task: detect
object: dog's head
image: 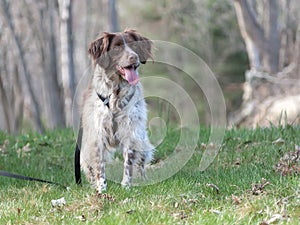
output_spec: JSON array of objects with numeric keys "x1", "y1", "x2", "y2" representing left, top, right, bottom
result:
[{"x1": 88, "y1": 29, "x2": 153, "y2": 85}]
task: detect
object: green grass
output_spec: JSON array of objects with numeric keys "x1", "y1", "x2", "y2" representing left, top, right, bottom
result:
[{"x1": 0, "y1": 126, "x2": 299, "y2": 224}]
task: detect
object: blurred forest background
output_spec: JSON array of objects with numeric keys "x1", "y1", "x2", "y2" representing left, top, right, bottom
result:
[{"x1": 0, "y1": 0, "x2": 299, "y2": 133}]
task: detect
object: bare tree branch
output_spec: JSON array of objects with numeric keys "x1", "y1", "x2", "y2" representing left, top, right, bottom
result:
[
  {"x1": 233, "y1": 0, "x2": 281, "y2": 73},
  {"x1": 0, "y1": 0, "x2": 44, "y2": 133},
  {"x1": 234, "y1": 0, "x2": 268, "y2": 53}
]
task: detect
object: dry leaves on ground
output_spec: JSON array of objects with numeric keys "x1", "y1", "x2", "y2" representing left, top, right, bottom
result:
[
  {"x1": 251, "y1": 178, "x2": 271, "y2": 195},
  {"x1": 274, "y1": 145, "x2": 300, "y2": 176}
]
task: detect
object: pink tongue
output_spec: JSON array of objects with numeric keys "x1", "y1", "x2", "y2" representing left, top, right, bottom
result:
[{"x1": 124, "y1": 67, "x2": 139, "y2": 85}]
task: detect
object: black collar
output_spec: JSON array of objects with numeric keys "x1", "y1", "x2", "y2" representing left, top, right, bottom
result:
[{"x1": 97, "y1": 92, "x2": 110, "y2": 108}]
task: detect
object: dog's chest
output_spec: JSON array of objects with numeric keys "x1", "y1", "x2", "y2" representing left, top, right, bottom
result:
[{"x1": 94, "y1": 99, "x2": 132, "y2": 147}]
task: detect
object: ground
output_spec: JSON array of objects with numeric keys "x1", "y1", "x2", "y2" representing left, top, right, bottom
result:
[{"x1": 0, "y1": 126, "x2": 299, "y2": 224}]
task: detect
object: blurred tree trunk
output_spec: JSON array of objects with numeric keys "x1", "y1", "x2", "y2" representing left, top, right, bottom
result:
[
  {"x1": 39, "y1": 0, "x2": 65, "y2": 128},
  {"x1": 58, "y1": 0, "x2": 75, "y2": 127},
  {"x1": 0, "y1": 0, "x2": 44, "y2": 133},
  {"x1": 231, "y1": 0, "x2": 300, "y2": 127},
  {"x1": 0, "y1": 39, "x2": 11, "y2": 132},
  {"x1": 108, "y1": 0, "x2": 119, "y2": 32},
  {"x1": 0, "y1": 45, "x2": 24, "y2": 134},
  {"x1": 233, "y1": 0, "x2": 280, "y2": 74},
  {"x1": 11, "y1": 65, "x2": 24, "y2": 133},
  {"x1": 0, "y1": 76, "x2": 23, "y2": 134},
  {"x1": 23, "y1": 0, "x2": 65, "y2": 129},
  {"x1": 0, "y1": 73, "x2": 11, "y2": 132}
]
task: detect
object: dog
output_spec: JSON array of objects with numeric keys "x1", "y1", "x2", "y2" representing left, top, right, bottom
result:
[{"x1": 75, "y1": 29, "x2": 154, "y2": 193}]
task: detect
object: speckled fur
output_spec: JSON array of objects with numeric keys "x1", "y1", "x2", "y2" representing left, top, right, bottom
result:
[{"x1": 79, "y1": 30, "x2": 154, "y2": 193}]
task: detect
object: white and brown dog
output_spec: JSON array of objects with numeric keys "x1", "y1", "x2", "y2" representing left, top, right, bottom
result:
[{"x1": 75, "y1": 30, "x2": 154, "y2": 193}]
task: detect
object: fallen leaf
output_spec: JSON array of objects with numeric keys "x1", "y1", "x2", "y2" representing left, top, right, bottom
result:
[
  {"x1": 121, "y1": 198, "x2": 130, "y2": 204},
  {"x1": 200, "y1": 143, "x2": 207, "y2": 148},
  {"x1": 17, "y1": 143, "x2": 31, "y2": 158},
  {"x1": 274, "y1": 145, "x2": 300, "y2": 176},
  {"x1": 75, "y1": 215, "x2": 86, "y2": 221},
  {"x1": 234, "y1": 158, "x2": 241, "y2": 166},
  {"x1": 251, "y1": 178, "x2": 271, "y2": 195},
  {"x1": 149, "y1": 201, "x2": 155, "y2": 207},
  {"x1": 22, "y1": 143, "x2": 31, "y2": 153},
  {"x1": 174, "y1": 202, "x2": 179, "y2": 208},
  {"x1": 188, "y1": 198, "x2": 198, "y2": 204},
  {"x1": 126, "y1": 209, "x2": 136, "y2": 214},
  {"x1": 211, "y1": 209, "x2": 221, "y2": 215},
  {"x1": 206, "y1": 183, "x2": 220, "y2": 194},
  {"x1": 232, "y1": 195, "x2": 242, "y2": 205},
  {"x1": 172, "y1": 211, "x2": 188, "y2": 220},
  {"x1": 272, "y1": 138, "x2": 285, "y2": 144},
  {"x1": 0, "y1": 140, "x2": 9, "y2": 154},
  {"x1": 97, "y1": 193, "x2": 115, "y2": 202},
  {"x1": 266, "y1": 214, "x2": 283, "y2": 224},
  {"x1": 51, "y1": 197, "x2": 66, "y2": 207}
]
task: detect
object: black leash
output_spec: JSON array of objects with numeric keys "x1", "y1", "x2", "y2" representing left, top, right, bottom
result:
[
  {"x1": 1, "y1": 125, "x2": 83, "y2": 187},
  {"x1": 0, "y1": 170, "x2": 67, "y2": 189},
  {"x1": 1, "y1": 121, "x2": 89, "y2": 188},
  {"x1": 75, "y1": 127, "x2": 82, "y2": 185}
]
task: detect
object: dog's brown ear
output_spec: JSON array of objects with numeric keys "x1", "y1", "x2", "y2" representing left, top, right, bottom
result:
[
  {"x1": 88, "y1": 32, "x2": 114, "y2": 66},
  {"x1": 125, "y1": 30, "x2": 153, "y2": 64}
]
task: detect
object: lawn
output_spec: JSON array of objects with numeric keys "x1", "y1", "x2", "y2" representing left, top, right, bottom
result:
[{"x1": 0, "y1": 126, "x2": 299, "y2": 224}]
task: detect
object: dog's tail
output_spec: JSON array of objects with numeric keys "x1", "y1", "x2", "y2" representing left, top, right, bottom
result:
[{"x1": 75, "y1": 126, "x2": 83, "y2": 185}]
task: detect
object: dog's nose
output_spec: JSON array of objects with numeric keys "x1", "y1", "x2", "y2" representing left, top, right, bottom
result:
[{"x1": 129, "y1": 53, "x2": 138, "y2": 63}]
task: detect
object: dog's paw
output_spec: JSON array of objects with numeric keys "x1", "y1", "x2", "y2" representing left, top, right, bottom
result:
[
  {"x1": 121, "y1": 179, "x2": 131, "y2": 189},
  {"x1": 121, "y1": 183, "x2": 131, "y2": 190},
  {"x1": 96, "y1": 178, "x2": 107, "y2": 193},
  {"x1": 96, "y1": 186, "x2": 107, "y2": 194}
]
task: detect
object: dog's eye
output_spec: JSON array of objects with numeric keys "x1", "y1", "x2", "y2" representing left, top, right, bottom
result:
[{"x1": 113, "y1": 43, "x2": 123, "y2": 51}]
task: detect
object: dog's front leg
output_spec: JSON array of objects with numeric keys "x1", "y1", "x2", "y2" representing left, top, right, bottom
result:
[
  {"x1": 138, "y1": 157, "x2": 147, "y2": 180},
  {"x1": 95, "y1": 147, "x2": 107, "y2": 193},
  {"x1": 121, "y1": 149, "x2": 135, "y2": 188},
  {"x1": 96, "y1": 163, "x2": 106, "y2": 193}
]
